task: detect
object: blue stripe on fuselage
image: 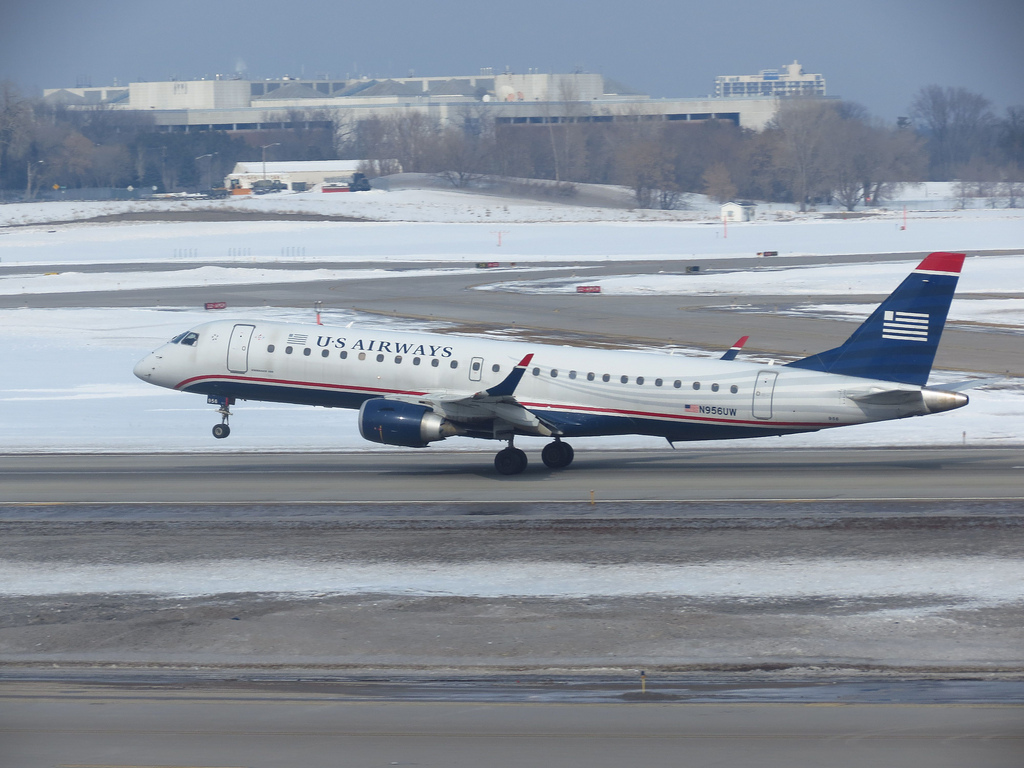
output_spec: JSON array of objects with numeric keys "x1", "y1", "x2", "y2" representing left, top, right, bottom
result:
[{"x1": 183, "y1": 378, "x2": 810, "y2": 443}]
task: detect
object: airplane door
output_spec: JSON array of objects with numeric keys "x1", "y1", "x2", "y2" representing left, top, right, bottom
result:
[
  {"x1": 469, "y1": 356, "x2": 484, "y2": 382},
  {"x1": 227, "y1": 324, "x2": 255, "y2": 374},
  {"x1": 752, "y1": 371, "x2": 778, "y2": 419}
]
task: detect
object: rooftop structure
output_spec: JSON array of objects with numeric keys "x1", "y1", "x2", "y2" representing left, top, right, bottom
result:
[
  {"x1": 43, "y1": 70, "x2": 785, "y2": 133},
  {"x1": 714, "y1": 60, "x2": 825, "y2": 99}
]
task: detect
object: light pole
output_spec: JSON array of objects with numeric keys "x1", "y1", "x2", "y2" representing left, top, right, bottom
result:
[
  {"x1": 195, "y1": 153, "x2": 212, "y2": 192},
  {"x1": 260, "y1": 142, "x2": 280, "y2": 180}
]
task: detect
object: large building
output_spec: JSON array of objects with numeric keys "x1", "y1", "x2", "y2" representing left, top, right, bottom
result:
[
  {"x1": 44, "y1": 70, "x2": 785, "y2": 133},
  {"x1": 714, "y1": 60, "x2": 825, "y2": 99}
]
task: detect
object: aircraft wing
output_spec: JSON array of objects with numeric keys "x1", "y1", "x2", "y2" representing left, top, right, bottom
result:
[{"x1": 385, "y1": 354, "x2": 555, "y2": 435}]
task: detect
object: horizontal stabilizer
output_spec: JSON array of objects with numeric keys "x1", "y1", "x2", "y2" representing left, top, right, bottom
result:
[{"x1": 936, "y1": 376, "x2": 1003, "y2": 392}]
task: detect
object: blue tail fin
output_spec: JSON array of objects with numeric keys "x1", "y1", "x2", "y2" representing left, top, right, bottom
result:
[{"x1": 787, "y1": 252, "x2": 965, "y2": 386}]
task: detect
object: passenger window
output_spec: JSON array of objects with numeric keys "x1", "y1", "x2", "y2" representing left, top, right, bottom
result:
[
  {"x1": 551, "y1": 369, "x2": 558, "y2": 378},
  {"x1": 450, "y1": 360, "x2": 458, "y2": 369},
  {"x1": 569, "y1": 371, "x2": 577, "y2": 379},
  {"x1": 285, "y1": 346, "x2": 293, "y2": 354},
  {"x1": 492, "y1": 364, "x2": 501, "y2": 373},
  {"x1": 730, "y1": 385, "x2": 739, "y2": 394},
  {"x1": 673, "y1": 380, "x2": 681, "y2": 388},
  {"x1": 395, "y1": 355, "x2": 403, "y2": 364},
  {"x1": 472, "y1": 361, "x2": 481, "y2": 371},
  {"x1": 359, "y1": 352, "x2": 366, "y2": 361},
  {"x1": 637, "y1": 376, "x2": 644, "y2": 385},
  {"x1": 267, "y1": 344, "x2": 275, "y2": 353},
  {"x1": 711, "y1": 383, "x2": 719, "y2": 392},
  {"x1": 655, "y1": 378, "x2": 663, "y2": 387},
  {"x1": 376, "y1": 354, "x2": 385, "y2": 362},
  {"x1": 321, "y1": 349, "x2": 330, "y2": 358},
  {"x1": 413, "y1": 357, "x2": 421, "y2": 365},
  {"x1": 340, "y1": 351, "x2": 348, "y2": 359},
  {"x1": 587, "y1": 372, "x2": 595, "y2": 381},
  {"x1": 602, "y1": 374, "x2": 610, "y2": 382},
  {"x1": 303, "y1": 348, "x2": 311, "y2": 356},
  {"x1": 532, "y1": 367, "x2": 540, "y2": 376},
  {"x1": 620, "y1": 375, "x2": 628, "y2": 384},
  {"x1": 693, "y1": 382, "x2": 701, "y2": 390},
  {"x1": 431, "y1": 359, "x2": 439, "y2": 367}
]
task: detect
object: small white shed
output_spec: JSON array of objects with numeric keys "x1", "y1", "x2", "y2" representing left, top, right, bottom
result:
[{"x1": 721, "y1": 201, "x2": 757, "y2": 221}]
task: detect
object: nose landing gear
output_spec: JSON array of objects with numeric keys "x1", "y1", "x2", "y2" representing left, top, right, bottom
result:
[{"x1": 208, "y1": 396, "x2": 235, "y2": 439}]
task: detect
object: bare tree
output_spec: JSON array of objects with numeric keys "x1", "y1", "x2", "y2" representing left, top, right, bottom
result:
[
  {"x1": 0, "y1": 81, "x2": 32, "y2": 188},
  {"x1": 769, "y1": 99, "x2": 841, "y2": 211},
  {"x1": 911, "y1": 85, "x2": 995, "y2": 179},
  {"x1": 91, "y1": 143, "x2": 134, "y2": 187},
  {"x1": 435, "y1": 126, "x2": 485, "y2": 188},
  {"x1": 614, "y1": 122, "x2": 678, "y2": 209},
  {"x1": 702, "y1": 161, "x2": 737, "y2": 203}
]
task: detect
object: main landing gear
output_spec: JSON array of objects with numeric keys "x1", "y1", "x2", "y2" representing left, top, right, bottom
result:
[
  {"x1": 541, "y1": 438, "x2": 574, "y2": 469},
  {"x1": 494, "y1": 439, "x2": 575, "y2": 475},
  {"x1": 209, "y1": 396, "x2": 235, "y2": 439}
]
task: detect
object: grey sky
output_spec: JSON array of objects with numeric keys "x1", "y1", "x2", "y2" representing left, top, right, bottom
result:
[{"x1": 2, "y1": 0, "x2": 1022, "y2": 121}]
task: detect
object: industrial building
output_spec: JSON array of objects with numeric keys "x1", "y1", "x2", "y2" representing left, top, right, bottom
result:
[{"x1": 44, "y1": 70, "x2": 785, "y2": 133}]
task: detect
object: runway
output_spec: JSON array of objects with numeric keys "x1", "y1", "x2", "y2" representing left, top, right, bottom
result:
[
  {"x1": 1, "y1": 447, "x2": 1022, "y2": 505},
  {"x1": 1, "y1": 680, "x2": 1022, "y2": 768}
]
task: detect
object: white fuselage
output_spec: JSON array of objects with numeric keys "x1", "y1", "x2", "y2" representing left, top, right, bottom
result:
[{"x1": 134, "y1": 318, "x2": 961, "y2": 443}]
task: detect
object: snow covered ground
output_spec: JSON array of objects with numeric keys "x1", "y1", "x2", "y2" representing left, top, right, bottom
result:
[
  {"x1": 1, "y1": 556, "x2": 1020, "y2": 603},
  {"x1": 0, "y1": 188, "x2": 1021, "y2": 453}
]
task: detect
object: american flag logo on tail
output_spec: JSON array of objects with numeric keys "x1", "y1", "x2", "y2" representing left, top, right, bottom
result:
[{"x1": 882, "y1": 310, "x2": 928, "y2": 342}]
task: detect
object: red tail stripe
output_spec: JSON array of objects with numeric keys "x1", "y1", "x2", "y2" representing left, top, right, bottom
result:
[{"x1": 916, "y1": 252, "x2": 965, "y2": 274}]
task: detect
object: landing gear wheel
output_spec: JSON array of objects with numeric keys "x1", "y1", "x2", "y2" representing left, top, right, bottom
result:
[
  {"x1": 541, "y1": 440, "x2": 574, "y2": 469},
  {"x1": 494, "y1": 447, "x2": 528, "y2": 475},
  {"x1": 212, "y1": 423, "x2": 231, "y2": 439}
]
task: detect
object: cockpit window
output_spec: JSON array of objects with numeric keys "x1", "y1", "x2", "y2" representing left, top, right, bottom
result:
[{"x1": 171, "y1": 331, "x2": 200, "y2": 346}]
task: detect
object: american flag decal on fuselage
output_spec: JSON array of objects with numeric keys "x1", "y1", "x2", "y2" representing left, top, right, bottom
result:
[{"x1": 882, "y1": 310, "x2": 928, "y2": 342}]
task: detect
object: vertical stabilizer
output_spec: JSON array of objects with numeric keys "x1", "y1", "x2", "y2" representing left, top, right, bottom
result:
[{"x1": 787, "y1": 252, "x2": 965, "y2": 385}]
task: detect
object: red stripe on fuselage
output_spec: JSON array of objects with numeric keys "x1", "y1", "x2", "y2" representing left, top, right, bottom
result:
[{"x1": 176, "y1": 373, "x2": 835, "y2": 430}]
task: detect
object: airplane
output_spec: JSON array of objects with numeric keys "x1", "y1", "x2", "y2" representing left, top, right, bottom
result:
[{"x1": 134, "y1": 251, "x2": 970, "y2": 475}]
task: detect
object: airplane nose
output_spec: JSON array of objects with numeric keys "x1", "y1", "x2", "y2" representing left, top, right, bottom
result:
[{"x1": 134, "y1": 354, "x2": 156, "y2": 381}]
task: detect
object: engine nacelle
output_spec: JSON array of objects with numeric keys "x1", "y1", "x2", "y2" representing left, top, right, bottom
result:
[{"x1": 358, "y1": 398, "x2": 455, "y2": 448}]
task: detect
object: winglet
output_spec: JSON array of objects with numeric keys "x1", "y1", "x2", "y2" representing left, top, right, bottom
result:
[
  {"x1": 720, "y1": 335, "x2": 750, "y2": 361},
  {"x1": 482, "y1": 354, "x2": 534, "y2": 398}
]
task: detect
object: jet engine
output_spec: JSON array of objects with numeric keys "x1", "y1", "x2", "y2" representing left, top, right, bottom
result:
[{"x1": 358, "y1": 398, "x2": 456, "y2": 448}]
